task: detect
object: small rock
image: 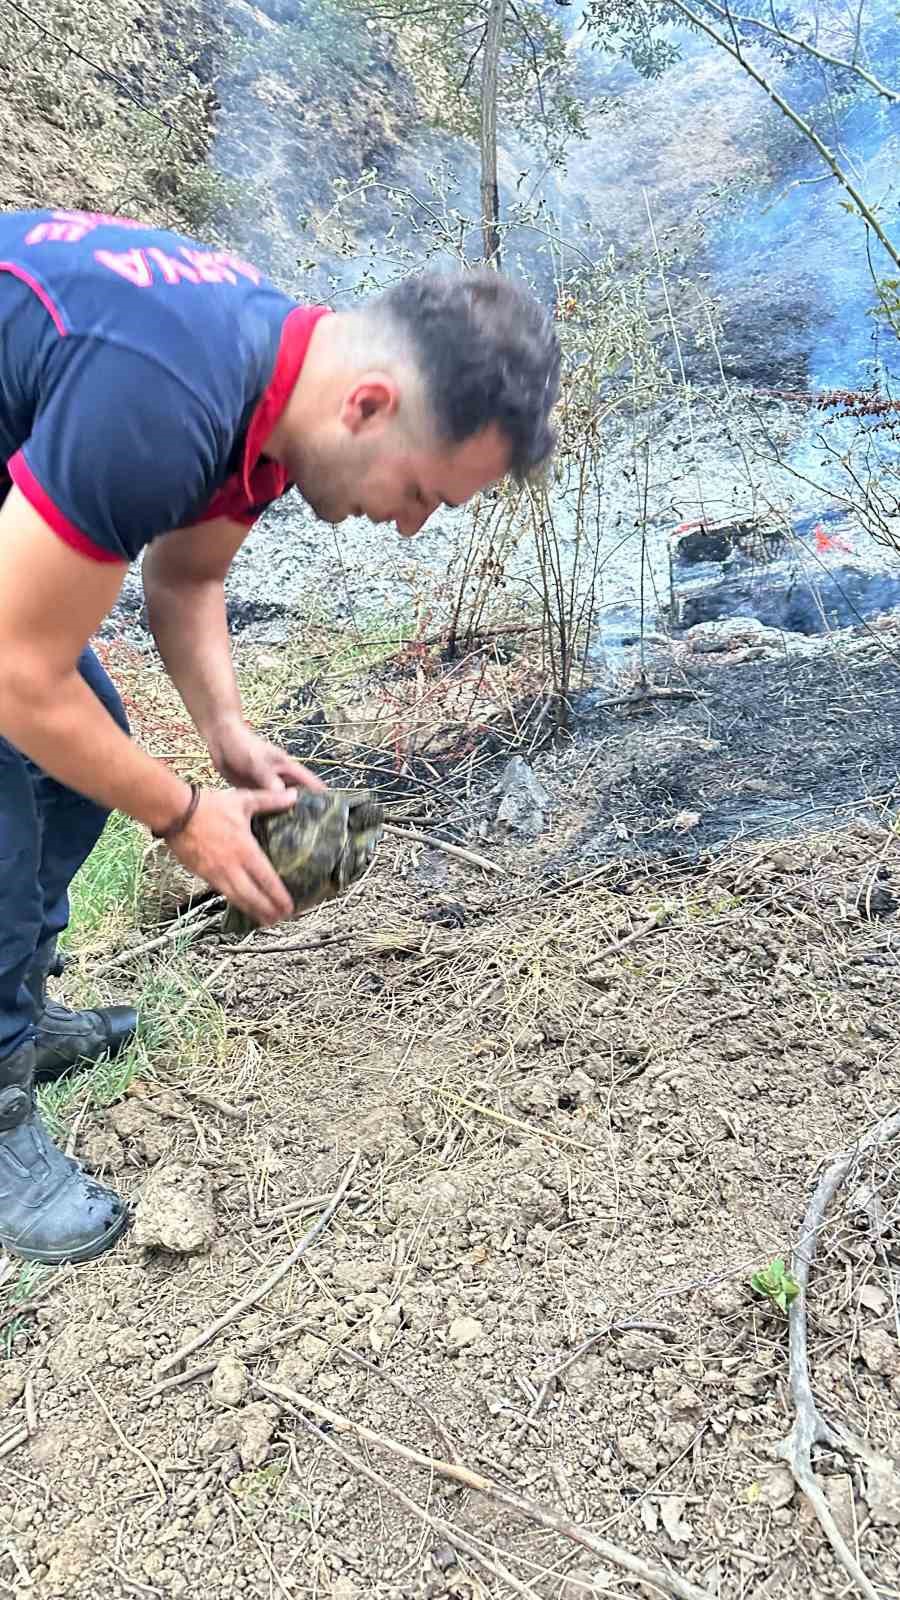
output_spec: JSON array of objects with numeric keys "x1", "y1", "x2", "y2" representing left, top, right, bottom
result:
[
  {"x1": 106, "y1": 1328, "x2": 147, "y2": 1368},
  {"x1": 859, "y1": 1327, "x2": 900, "y2": 1378},
  {"x1": 617, "y1": 1332, "x2": 668, "y2": 1372},
  {"x1": 859, "y1": 1284, "x2": 891, "y2": 1316},
  {"x1": 495, "y1": 756, "x2": 549, "y2": 837},
  {"x1": 562, "y1": 1355, "x2": 604, "y2": 1397},
  {"x1": 446, "y1": 1315, "x2": 483, "y2": 1350},
  {"x1": 756, "y1": 1464, "x2": 795, "y2": 1510},
  {"x1": 43, "y1": 1514, "x2": 99, "y2": 1592},
  {"x1": 235, "y1": 1402, "x2": 280, "y2": 1469},
  {"x1": 617, "y1": 1433, "x2": 659, "y2": 1475},
  {"x1": 865, "y1": 1461, "x2": 900, "y2": 1527},
  {"x1": 331, "y1": 1260, "x2": 388, "y2": 1295},
  {"x1": 672, "y1": 808, "x2": 701, "y2": 834},
  {"x1": 79, "y1": 1121, "x2": 127, "y2": 1173},
  {"x1": 0, "y1": 1365, "x2": 25, "y2": 1409},
  {"x1": 330, "y1": 1581, "x2": 361, "y2": 1600},
  {"x1": 823, "y1": 1474, "x2": 857, "y2": 1542},
  {"x1": 559, "y1": 1068, "x2": 595, "y2": 1107},
  {"x1": 133, "y1": 1163, "x2": 217, "y2": 1254},
  {"x1": 211, "y1": 1355, "x2": 249, "y2": 1408}
]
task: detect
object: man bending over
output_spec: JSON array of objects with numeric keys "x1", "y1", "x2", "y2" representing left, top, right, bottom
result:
[{"x1": 0, "y1": 207, "x2": 560, "y2": 1266}]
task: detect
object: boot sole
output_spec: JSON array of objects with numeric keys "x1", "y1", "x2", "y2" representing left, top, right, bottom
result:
[{"x1": 4, "y1": 1204, "x2": 131, "y2": 1266}]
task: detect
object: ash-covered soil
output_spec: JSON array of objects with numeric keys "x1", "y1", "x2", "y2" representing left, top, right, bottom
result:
[
  {"x1": 2, "y1": 629, "x2": 899, "y2": 1600},
  {"x1": 106, "y1": 389, "x2": 834, "y2": 647}
]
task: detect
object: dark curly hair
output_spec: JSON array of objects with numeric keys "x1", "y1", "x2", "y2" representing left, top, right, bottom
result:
[{"x1": 371, "y1": 268, "x2": 560, "y2": 481}]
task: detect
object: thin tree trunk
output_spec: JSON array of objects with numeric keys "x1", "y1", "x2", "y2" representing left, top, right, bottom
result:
[{"x1": 480, "y1": 0, "x2": 506, "y2": 268}]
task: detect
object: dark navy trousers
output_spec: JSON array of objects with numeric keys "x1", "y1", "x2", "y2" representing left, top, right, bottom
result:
[{"x1": 0, "y1": 646, "x2": 128, "y2": 1060}]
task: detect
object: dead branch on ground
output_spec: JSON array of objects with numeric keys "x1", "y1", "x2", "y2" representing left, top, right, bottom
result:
[
  {"x1": 259, "y1": 1378, "x2": 715, "y2": 1600},
  {"x1": 777, "y1": 1107, "x2": 900, "y2": 1600}
]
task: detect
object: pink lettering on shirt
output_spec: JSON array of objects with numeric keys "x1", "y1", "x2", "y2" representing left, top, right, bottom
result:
[
  {"x1": 178, "y1": 248, "x2": 238, "y2": 285},
  {"x1": 94, "y1": 248, "x2": 154, "y2": 288},
  {"x1": 25, "y1": 221, "x2": 92, "y2": 245},
  {"x1": 147, "y1": 247, "x2": 201, "y2": 285}
]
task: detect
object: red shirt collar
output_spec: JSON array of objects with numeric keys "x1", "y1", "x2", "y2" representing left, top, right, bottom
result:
[{"x1": 241, "y1": 305, "x2": 331, "y2": 501}]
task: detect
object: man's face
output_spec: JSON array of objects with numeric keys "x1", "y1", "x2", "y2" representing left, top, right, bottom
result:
[{"x1": 289, "y1": 378, "x2": 512, "y2": 537}]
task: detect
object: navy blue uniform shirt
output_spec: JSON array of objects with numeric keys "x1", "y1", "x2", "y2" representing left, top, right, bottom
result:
[{"x1": 0, "y1": 208, "x2": 328, "y2": 563}]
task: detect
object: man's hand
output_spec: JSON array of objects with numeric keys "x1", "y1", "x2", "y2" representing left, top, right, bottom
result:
[
  {"x1": 209, "y1": 717, "x2": 327, "y2": 796},
  {"x1": 168, "y1": 788, "x2": 301, "y2": 926}
]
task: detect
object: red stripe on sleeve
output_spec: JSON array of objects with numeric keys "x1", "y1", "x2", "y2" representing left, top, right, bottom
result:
[
  {"x1": 7, "y1": 452, "x2": 126, "y2": 565},
  {"x1": 0, "y1": 262, "x2": 68, "y2": 337}
]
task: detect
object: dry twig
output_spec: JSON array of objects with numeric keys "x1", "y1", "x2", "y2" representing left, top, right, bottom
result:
[
  {"x1": 259, "y1": 1379, "x2": 713, "y2": 1600},
  {"x1": 777, "y1": 1107, "x2": 900, "y2": 1600},
  {"x1": 84, "y1": 1372, "x2": 167, "y2": 1504},
  {"x1": 0, "y1": 1425, "x2": 29, "y2": 1463},
  {"x1": 155, "y1": 1152, "x2": 360, "y2": 1376},
  {"x1": 275, "y1": 1386, "x2": 543, "y2": 1599},
  {"x1": 384, "y1": 822, "x2": 506, "y2": 875},
  {"x1": 23, "y1": 1377, "x2": 37, "y2": 1438},
  {"x1": 583, "y1": 905, "x2": 673, "y2": 973},
  {"x1": 91, "y1": 906, "x2": 221, "y2": 975},
  {"x1": 219, "y1": 933, "x2": 348, "y2": 960}
]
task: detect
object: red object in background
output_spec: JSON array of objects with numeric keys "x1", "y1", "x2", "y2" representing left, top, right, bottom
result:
[{"x1": 813, "y1": 523, "x2": 853, "y2": 555}]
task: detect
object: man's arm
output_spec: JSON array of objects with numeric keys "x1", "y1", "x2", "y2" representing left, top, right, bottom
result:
[
  {"x1": 0, "y1": 488, "x2": 296, "y2": 925},
  {"x1": 142, "y1": 517, "x2": 325, "y2": 792},
  {"x1": 142, "y1": 517, "x2": 249, "y2": 751}
]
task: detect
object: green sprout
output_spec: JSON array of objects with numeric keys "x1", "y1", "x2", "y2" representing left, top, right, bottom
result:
[{"x1": 750, "y1": 1258, "x2": 800, "y2": 1315}]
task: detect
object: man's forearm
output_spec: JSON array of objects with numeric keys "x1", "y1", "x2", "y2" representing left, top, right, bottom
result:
[
  {"x1": 0, "y1": 666, "x2": 190, "y2": 833},
  {"x1": 144, "y1": 576, "x2": 244, "y2": 744}
]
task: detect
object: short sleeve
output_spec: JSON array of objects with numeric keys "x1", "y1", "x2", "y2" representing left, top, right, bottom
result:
[{"x1": 7, "y1": 336, "x2": 225, "y2": 563}]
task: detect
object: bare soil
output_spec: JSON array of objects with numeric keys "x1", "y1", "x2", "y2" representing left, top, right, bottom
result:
[{"x1": 1, "y1": 636, "x2": 899, "y2": 1600}]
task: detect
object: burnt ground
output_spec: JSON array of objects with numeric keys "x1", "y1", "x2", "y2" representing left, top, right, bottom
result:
[
  {"x1": 1, "y1": 627, "x2": 899, "y2": 1600},
  {"x1": 574, "y1": 627, "x2": 900, "y2": 865}
]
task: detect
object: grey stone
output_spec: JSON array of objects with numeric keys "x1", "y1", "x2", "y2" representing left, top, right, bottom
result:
[
  {"x1": 211, "y1": 1356, "x2": 249, "y2": 1408},
  {"x1": 133, "y1": 1163, "x2": 217, "y2": 1255},
  {"x1": 495, "y1": 757, "x2": 549, "y2": 837}
]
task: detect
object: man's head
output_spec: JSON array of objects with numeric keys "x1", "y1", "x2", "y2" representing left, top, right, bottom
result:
[{"x1": 273, "y1": 268, "x2": 561, "y2": 537}]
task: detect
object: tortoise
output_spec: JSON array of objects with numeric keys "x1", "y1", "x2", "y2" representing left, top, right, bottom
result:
[{"x1": 222, "y1": 788, "x2": 384, "y2": 935}]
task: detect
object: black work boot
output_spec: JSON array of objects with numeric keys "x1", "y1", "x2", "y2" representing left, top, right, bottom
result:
[
  {"x1": 26, "y1": 938, "x2": 137, "y2": 1084},
  {"x1": 0, "y1": 1041, "x2": 128, "y2": 1263}
]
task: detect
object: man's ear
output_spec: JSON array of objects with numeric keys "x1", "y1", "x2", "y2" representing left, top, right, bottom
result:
[{"x1": 339, "y1": 373, "x2": 400, "y2": 435}]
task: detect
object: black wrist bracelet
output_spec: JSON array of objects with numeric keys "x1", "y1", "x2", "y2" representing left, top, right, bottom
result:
[{"x1": 152, "y1": 783, "x2": 201, "y2": 842}]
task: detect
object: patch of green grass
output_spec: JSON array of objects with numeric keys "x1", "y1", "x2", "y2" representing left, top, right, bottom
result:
[
  {"x1": 1, "y1": 1260, "x2": 53, "y2": 1356},
  {"x1": 36, "y1": 1042, "x2": 143, "y2": 1141},
  {"x1": 136, "y1": 962, "x2": 229, "y2": 1060},
  {"x1": 62, "y1": 811, "x2": 145, "y2": 952}
]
